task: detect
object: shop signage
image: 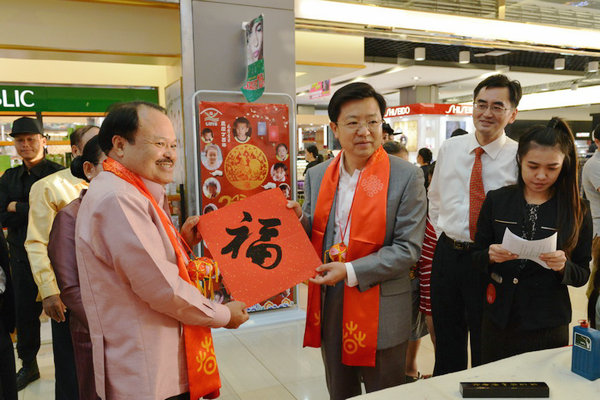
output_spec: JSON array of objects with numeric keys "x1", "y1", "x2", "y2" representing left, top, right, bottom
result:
[
  {"x1": 384, "y1": 103, "x2": 473, "y2": 118},
  {"x1": 309, "y1": 79, "x2": 331, "y2": 99},
  {"x1": 0, "y1": 84, "x2": 158, "y2": 113}
]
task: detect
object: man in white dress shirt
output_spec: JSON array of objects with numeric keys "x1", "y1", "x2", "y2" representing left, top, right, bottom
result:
[{"x1": 428, "y1": 74, "x2": 522, "y2": 375}]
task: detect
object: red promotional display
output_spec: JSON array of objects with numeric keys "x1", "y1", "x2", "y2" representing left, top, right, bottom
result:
[
  {"x1": 198, "y1": 189, "x2": 320, "y2": 307},
  {"x1": 198, "y1": 101, "x2": 296, "y2": 310}
]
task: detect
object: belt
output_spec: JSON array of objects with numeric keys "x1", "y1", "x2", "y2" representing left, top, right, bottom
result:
[{"x1": 441, "y1": 233, "x2": 473, "y2": 251}]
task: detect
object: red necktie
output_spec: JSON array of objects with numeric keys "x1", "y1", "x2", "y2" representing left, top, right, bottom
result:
[{"x1": 469, "y1": 147, "x2": 485, "y2": 241}]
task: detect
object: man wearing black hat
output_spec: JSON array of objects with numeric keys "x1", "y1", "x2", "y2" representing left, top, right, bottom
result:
[{"x1": 0, "y1": 117, "x2": 63, "y2": 391}]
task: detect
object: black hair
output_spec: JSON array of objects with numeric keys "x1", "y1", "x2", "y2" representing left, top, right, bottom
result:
[
  {"x1": 328, "y1": 82, "x2": 386, "y2": 123},
  {"x1": 592, "y1": 124, "x2": 600, "y2": 142},
  {"x1": 276, "y1": 143, "x2": 288, "y2": 152},
  {"x1": 382, "y1": 141, "x2": 407, "y2": 157},
  {"x1": 418, "y1": 148, "x2": 433, "y2": 164},
  {"x1": 70, "y1": 125, "x2": 98, "y2": 148},
  {"x1": 273, "y1": 162, "x2": 287, "y2": 171},
  {"x1": 305, "y1": 144, "x2": 323, "y2": 162},
  {"x1": 98, "y1": 101, "x2": 165, "y2": 154},
  {"x1": 382, "y1": 122, "x2": 394, "y2": 136},
  {"x1": 517, "y1": 117, "x2": 585, "y2": 256},
  {"x1": 233, "y1": 117, "x2": 252, "y2": 138},
  {"x1": 202, "y1": 128, "x2": 213, "y2": 137},
  {"x1": 451, "y1": 128, "x2": 468, "y2": 137},
  {"x1": 473, "y1": 74, "x2": 523, "y2": 108},
  {"x1": 70, "y1": 136, "x2": 103, "y2": 182}
]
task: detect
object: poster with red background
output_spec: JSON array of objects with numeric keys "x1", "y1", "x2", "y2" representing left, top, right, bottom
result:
[{"x1": 198, "y1": 101, "x2": 294, "y2": 311}]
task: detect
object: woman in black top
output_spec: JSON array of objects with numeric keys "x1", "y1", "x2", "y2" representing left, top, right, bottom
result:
[
  {"x1": 303, "y1": 144, "x2": 323, "y2": 176},
  {"x1": 473, "y1": 117, "x2": 592, "y2": 363}
]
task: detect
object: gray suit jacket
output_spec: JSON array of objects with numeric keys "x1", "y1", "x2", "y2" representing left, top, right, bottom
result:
[{"x1": 302, "y1": 154, "x2": 427, "y2": 348}]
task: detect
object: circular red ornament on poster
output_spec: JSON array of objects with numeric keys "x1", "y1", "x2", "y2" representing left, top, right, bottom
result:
[{"x1": 486, "y1": 283, "x2": 496, "y2": 304}]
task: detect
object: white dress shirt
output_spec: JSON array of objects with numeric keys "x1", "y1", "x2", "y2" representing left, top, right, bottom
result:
[
  {"x1": 428, "y1": 132, "x2": 518, "y2": 242},
  {"x1": 334, "y1": 153, "x2": 360, "y2": 287}
]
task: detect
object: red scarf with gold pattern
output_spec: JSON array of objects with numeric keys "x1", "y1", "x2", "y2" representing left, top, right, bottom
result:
[
  {"x1": 103, "y1": 157, "x2": 221, "y2": 399},
  {"x1": 303, "y1": 146, "x2": 389, "y2": 366}
]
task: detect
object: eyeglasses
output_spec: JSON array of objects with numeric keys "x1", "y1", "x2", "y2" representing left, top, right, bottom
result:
[
  {"x1": 473, "y1": 103, "x2": 511, "y2": 114},
  {"x1": 143, "y1": 139, "x2": 178, "y2": 151},
  {"x1": 337, "y1": 120, "x2": 383, "y2": 133}
]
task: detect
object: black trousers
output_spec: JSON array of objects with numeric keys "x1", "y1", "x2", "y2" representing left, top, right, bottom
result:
[
  {"x1": 321, "y1": 282, "x2": 407, "y2": 400},
  {"x1": 9, "y1": 256, "x2": 42, "y2": 365},
  {"x1": 431, "y1": 234, "x2": 485, "y2": 376},
  {"x1": 52, "y1": 312, "x2": 79, "y2": 400},
  {"x1": 0, "y1": 319, "x2": 17, "y2": 400},
  {"x1": 481, "y1": 315, "x2": 569, "y2": 364}
]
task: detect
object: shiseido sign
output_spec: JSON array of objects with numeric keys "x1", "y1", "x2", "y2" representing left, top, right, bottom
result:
[{"x1": 384, "y1": 103, "x2": 473, "y2": 117}]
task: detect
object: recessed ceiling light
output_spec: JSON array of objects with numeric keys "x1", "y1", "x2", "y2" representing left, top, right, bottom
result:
[
  {"x1": 413, "y1": 76, "x2": 421, "y2": 81},
  {"x1": 295, "y1": 71, "x2": 307, "y2": 77},
  {"x1": 414, "y1": 47, "x2": 426, "y2": 61}
]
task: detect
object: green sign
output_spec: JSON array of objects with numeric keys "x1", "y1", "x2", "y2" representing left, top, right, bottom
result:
[{"x1": 0, "y1": 84, "x2": 159, "y2": 113}]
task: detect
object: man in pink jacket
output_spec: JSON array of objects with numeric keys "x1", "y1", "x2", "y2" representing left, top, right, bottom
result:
[{"x1": 75, "y1": 102, "x2": 248, "y2": 400}]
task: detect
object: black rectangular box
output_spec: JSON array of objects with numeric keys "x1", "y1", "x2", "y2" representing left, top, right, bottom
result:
[{"x1": 460, "y1": 382, "x2": 549, "y2": 398}]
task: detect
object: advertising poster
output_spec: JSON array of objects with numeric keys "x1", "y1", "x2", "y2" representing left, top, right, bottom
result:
[
  {"x1": 198, "y1": 189, "x2": 320, "y2": 307},
  {"x1": 241, "y1": 14, "x2": 265, "y2": 102},
  {"x1": 198, "y1": 101, "x2": 295, "y2": 311}
]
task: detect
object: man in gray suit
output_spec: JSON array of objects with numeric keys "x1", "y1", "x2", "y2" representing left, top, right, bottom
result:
[{"x1": 289, "y1": 82, "x2": 426, "y2": 399}]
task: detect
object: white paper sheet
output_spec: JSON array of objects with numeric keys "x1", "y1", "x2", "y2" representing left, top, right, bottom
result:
[{"x1": 500, "y1": 228, "x2": 557, "y2": 269}]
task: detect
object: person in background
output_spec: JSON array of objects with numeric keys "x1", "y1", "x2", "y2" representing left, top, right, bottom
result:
[
  {"x1": 0, "y1": 227, "x2": 17, "y2": 400},
  {"x1": 473, "y1": 117, "x2": 592, "y2": 363},
  {"x1": 417, "y1": 148, "x2": 433, "y2": 189},
  {"x1": 26, "y1": 125, "x2": 98, "y2": 400},
  {"x1": 428, "y1": 74, "x2": 521, "y2": 375},
  {"x1": 75, "y1": 102, "x2": 248, "y2": 400},
  {"x1": 0, "y1": 117, "x2": 64, "y2": 391},
  {"x1": 303, "y1": 144, "x2": 323, "y2": 176},
  {"x1": 47, "y1": 136, "x2": 105, "y2": 400},
  {"x1": 451, "y1": 128, "x2": 468, "y2": 138},
  {"x1": 382, "y1": 141, "x2": 408, "y2": 160},
  {"x1": 582, "y1": 124, "x2": 600, "y2": 315},
  {"x1": 382, "y1": 122, "x2": 395, "y2": 141},
  {"x1": 289, "y1": 82, "x2": 426, "y2": 399}
]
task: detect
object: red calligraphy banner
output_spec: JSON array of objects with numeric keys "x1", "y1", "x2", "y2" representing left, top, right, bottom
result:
[{"x1": 198, "y1": 189, "x2": 320, "y2": 307}]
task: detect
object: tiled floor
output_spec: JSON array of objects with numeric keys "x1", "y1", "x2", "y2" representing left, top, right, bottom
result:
[{"x1": 16, "y1": 284, "x2": 590, "y2": 399}]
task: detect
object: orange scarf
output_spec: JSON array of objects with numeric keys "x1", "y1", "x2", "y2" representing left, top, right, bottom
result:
[
  {"x1": 303, "y1": 147, "x2": 389, "y2": 367},
  {"x1": 103, "y1": 158, "x2": 221, "y2": 399}
]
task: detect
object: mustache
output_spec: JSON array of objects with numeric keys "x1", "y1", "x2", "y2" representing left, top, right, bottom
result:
[{"x1": 157, "y1": 158, "x2": 174, "y2": 164}]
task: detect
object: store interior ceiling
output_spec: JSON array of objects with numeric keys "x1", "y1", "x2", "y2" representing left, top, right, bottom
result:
[{"x1": 295, "y1": 39, "x2": 600, "y2": 122}]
